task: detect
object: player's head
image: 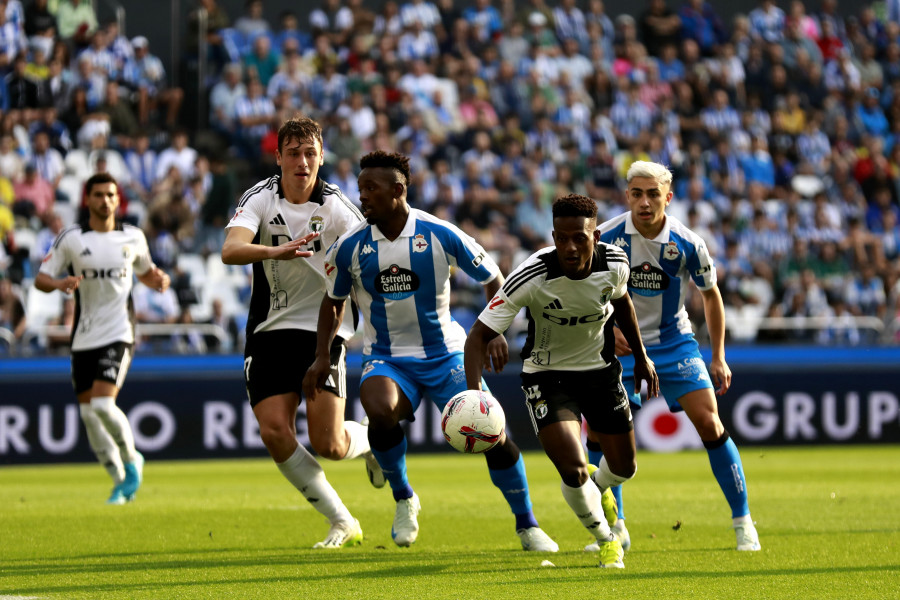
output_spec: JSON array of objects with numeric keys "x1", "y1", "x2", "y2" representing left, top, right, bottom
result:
[
  {"x1": 358, "y1": 151, "x2": 410, "y2": 224},
  {"x1": 551, "y1": 194, "x2": 600, "y2": 279},
  {"x1": 84, "y1": 172, "x2": 119, "y2": 220},
  {"x1": 625, "y1": 160, "x2": 673, "y2": 235},
  {"x1": 277, "y1": 116, "x2": 324, "y2": 189}
]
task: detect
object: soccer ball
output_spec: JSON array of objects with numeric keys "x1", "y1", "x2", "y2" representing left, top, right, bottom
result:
[{"x1": 441, "y1": 390, "x2": 505, "y2": 454}]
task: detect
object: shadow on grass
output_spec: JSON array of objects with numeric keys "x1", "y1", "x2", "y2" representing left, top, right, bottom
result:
[{"x1": 3, "y1": 560, "x2": 899, "y2": 596}]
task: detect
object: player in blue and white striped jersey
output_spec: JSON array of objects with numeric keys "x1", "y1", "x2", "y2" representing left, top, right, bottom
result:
[
  {"x1": 466, "y1": 195, "x2": 658, "y2": 568},
  {"x1": 588, "y1": 161, "x2": 760, "y2": 552},
  {"x1": 304, "y1": 151, "x2": 558, "y2": 552}
]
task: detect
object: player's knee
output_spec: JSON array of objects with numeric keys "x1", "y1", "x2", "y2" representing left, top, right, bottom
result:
[
  {"x1": 258, "y1": 421, "x2": 294, "y2": 450},
  {"x1": 360, "y1": 406, "x2": 395, "y2": 431},
  {"x1": 561, "y1": 464, "x2": 590, "y2": 488},
  {"x1": 695, "y1": 414, "x2": 725, "y2": 441},
  {"x1": 308, "y1": 431, "x2": 344, "y2": 461}
]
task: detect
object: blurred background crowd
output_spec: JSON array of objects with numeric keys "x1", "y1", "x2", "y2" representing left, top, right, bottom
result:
[{"x1": 1, "y1": 0, "x2": 900, "y2": 356}]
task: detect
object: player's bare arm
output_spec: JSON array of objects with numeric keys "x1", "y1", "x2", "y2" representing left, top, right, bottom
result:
[
  {"x1": 302, "y1": 295, "x2": 346, "y2": 402},
  {"x1": 221, "y1": 226, "x2": 319, "y2": 264},
  {"x1": 464, "y1": 318, "x2": 501, "y2": 390},
  {"x1": 35, "y1": 272, "x2": 84, "y2": 295},
  {"x1": 612, "y1": 326, "x2": 632, "y2": 357},
  {"x1": 700, "y1": 285, "x2": 732, "y2": 396},
  {"x1": 137, "y1": 266, "x2": 171, "y2": 293},
  {"x1": 481, "y1": 275, "x2": 508, "y2": 373},
  {"x1": 611, "y1": 293, "x2": 659, "y2": 398}
]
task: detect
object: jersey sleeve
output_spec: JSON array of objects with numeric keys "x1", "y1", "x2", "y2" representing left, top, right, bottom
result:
[
  {"x1": 605, "y1": 244, "x2": 630, "y2": 300},
  {"x1": 225, "y1": 193, "x2": 264, "y2": 234},
  {"x1": 130, "y1": 227, "x2": 154, "y2": 276},
  {"x1": 685, "y1": 236, "x2": 717, "y2": 291},
  {"x1": 476, "y1": 258, "x2": 537, "y2": 334},
  {"x1": 324, "y1": 236, "x2": 354, "y2": 300},
  {"x1": 435, "y1": 222, "x2": 499, "y2": 284},
  {"x1": 37, "y1": 228, "x2": 73, "y2": 277}
]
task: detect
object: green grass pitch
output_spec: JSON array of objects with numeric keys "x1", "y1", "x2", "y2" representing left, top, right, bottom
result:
[{"x1": 1, "y1": 446, "x2": 898, "y2": 599}]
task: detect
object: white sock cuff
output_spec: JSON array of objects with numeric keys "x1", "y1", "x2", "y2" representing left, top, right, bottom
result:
[
  {"x1": 90, "y1": 396, "x2": 116, "y2": 412},
  {"x1": 733, "y1": 514, "x2": 753, "y2": 527},
  {"x1": 79, "y1": 403, "x2": 94, "y2": 418},
  {"x1": 592, "y1": 456, "x2": 633, "y2": 491},
  {"x1": 342, "y1": 420, "x2": 370, "y2": 460},
  {"x1": 278, "y1": 444, "x2": 323, "y2": 484}
]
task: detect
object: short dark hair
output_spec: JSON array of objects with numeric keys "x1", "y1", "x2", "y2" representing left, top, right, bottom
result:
[
  {"x1": 552, "y1": 194, "x2": 597, "y2": 220},
  {"x1": 278, "y1": 116, "x2": 323, "y2": 153},
  {"x1": 360, "y1": 150, "x2": 411, "y2": 186},
  {"x1": 85, "y1": 172, "x2": 118, "y2": 196}
]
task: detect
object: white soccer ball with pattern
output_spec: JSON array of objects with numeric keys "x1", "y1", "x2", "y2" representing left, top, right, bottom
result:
[{"x1": 441, "y1": 390, "x2": 505, "y2": 453}]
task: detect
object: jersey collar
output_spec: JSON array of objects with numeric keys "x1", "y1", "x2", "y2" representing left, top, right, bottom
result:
[
  {"x1": 275, "y1": 176, "x2": 325, "y2": 205},
  {"x1": 625, "y1": 211, "x2": 671, "y2": 243},
  {"x1": 370, "y1": 208, "x2": 416, "y2": 241}
]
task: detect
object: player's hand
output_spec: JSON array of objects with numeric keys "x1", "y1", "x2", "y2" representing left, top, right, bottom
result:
[
  {"x1": 614, "y1": 327, "x2": 632, "y2": 356},
  {"x1": 485, "y1": 335, "x2": 509, "y2": 373},
  {"x1": 58, "y1": 274, "x2": 83, "y2": 295},
  {"x1": 633, "y1": 356, "x2": 659, "y2": 398},
  {"x1": 150, "y1": 266, "x2": 170, "y2": 292},
  {"x1": 302, "y1": 355, "x2": 331, "y2": 402},
  {"x1": 269, "y1": 231, "x2": 320, "y2": 260},
  {"x1": 709, "y1": 358, "x2": 732, "y2": 396}
]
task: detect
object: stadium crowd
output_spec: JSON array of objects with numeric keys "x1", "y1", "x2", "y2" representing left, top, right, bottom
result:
[{"x1": 2, "y1": 0, "x2": 900, "y2": 355}]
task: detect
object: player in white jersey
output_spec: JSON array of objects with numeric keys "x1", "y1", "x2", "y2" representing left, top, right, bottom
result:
[
  {"x1": 304, "y1": 151, "x2": 558, "y2": 551},
  {"x1": 34, "y1": 173, "x2": 170, "y2": 505},
  {"x1": 587, "y1": 161, "x2": 760, "y2": 552},
  {"x1": 222, "y1": 117, "x2": 379, "y2": 550},
  {"x1": 465, "y1": 195, "x2": 658, "y2": 568}
]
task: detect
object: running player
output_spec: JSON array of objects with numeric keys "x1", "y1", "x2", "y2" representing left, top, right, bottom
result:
[
  {"x1": 465, "y1": 194, "x2": 658, "y2": 568},
  {"x1": 304, "y1": 151, "x2": 558, "y2": 551},
  {"x1": 34, "y1": 173, "x2": 168, "y2": 504},
  {"x1": 588, "y1": 160, "x2": 760, "y2": 552},
  {"x1": 222, "y1": 116, "x2": 381, "y2": 549}
]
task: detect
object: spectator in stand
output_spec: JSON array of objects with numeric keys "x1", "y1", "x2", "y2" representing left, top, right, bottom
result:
[
  {"x1": 124, "y1": 36, "x2": 183, "y2": 130},
  {"x1": 310, "y1": 0, "x2": 354, "y2": 48},
  {"x1": 186, "y1": 0, "x2": 231, "y2": 77},
  {"x1": 273, "y1": 10, "x2": 311, "y2": 54},
  {"x1": 233, "y1": 77, "x2": 275, "y2": 161},
  {"x1": 234, "y1": 0, "x2": 270, "y2": 42},
  {"x1": 243, "y1": 34, "x2": 280, "y2": 88},
  {"x1": 13, "y1": 164, "x2": 53, "y2": 220},
  {"x1": 56, "y1": 0, "x2": 97, "y2": 48},
  {"x1": 124, "y1": 131, "x2": 157, "y2": 200},
  {"x1": 6, "y1": 54, "x2": 39, "y2": 110},
  {"x1": 154, "y1": 129, "x2": 197, "y2": 185},
  {"x1": 678, "y1": 0, "x2": 728, "y2": 57},
  {"x1": 640, "y1": 0, "x2": 682, "y2": 58},
  {"x1": 0, "y1": 273, "x2": 25, "y2": 347},
  {"x1": 748, "y1": 0, "x2": 785, "y2": 44},
  {"x1": 98, "y1": 80, "x2": 139, "y2": 145},
  {"x1": 30, "y1": 130, "x2": 64, "y2": 196}
]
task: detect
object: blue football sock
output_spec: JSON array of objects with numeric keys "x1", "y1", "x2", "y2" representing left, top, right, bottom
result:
[
  {"x1": 371, "y1": 436, "x2": 413, "y2": 501},
  {"x1": 587, "y1": 446, "x2": 625, "y2": 520},
  {"x1": 488, "y1": 454, "x2": 537, "y2": 530},
  {"x1": 705, "y1": 432, "x2": 750, "y2": 518}
]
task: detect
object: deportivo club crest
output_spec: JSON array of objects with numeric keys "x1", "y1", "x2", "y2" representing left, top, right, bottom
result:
[
  {"x1": 664, "y1": 242, "x2": 680, "y2": 260},
  {"x1": 412, "y1": 234, "x2": 428, "y2": 253},
  {"x1": 309, "y1": 216, "x2": 325, "y2": 233}
]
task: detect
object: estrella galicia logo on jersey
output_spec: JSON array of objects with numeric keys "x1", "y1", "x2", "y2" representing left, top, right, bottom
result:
[
  {"x1": 663, "y1": 242, "x2": 680, "y2": 261},
  {"x1": 412, "y1": 234, "x2": 428, "y2": 253},
  {"x1": 630, "y1": 262, "x2": 669, "y2": 296},
  {"x1": 375, "y1": 264, "x2": 419, "y2": 300},
  {"x1": 309, "y1": 215, "x2": 325, "y2": 233}
]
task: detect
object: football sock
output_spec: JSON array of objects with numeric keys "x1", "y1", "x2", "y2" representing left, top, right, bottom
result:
[
  {"x1": 370, "y1": 429, "x2": 412, "y2": 500},
  {"x1": 560, "y1": 479, "x2": 612, "y2": 540},
  {"x1": 704, "y1": 431, "x2": 750, "y2": 519},
  {"x1": 488, "y1": 455, "x2": 537, "y2": 530},
  {"x1": 90, "y1": 396, "x2": 137, "y2": 464},
  {"x1": 341, "y1": 420, "x2": 370, "y2": 460},
  {"x1": 591, "y1": 455, "x2": 633, "y2": 491},
  {"x1": 79, "y1": 403, "x2": 124, "y2": 484},
  {"x1": 277, "y1": 444, "x2": 353, "y2": 524},
  {"x1": 587, "y1": 444, "x2": 626, "y2": 520}
]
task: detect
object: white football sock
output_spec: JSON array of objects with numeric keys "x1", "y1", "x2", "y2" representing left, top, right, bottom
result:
[
  {"x1": 591, "y1": 456, "x2": 633, "y2": 492},
  {"x1": 561, "y1": 479, "x2": 612, "y2": 540},
  {"x1": 733, "y1": 514, "x2": 753, "y2": 527},
  {"x1": 341, "y1": 420, "x2": 370, "y2": 460},
  {"x1": 277, "y1": 444, "x2": 353, "y2": 525},
  {"x1": 79, "y1": 403, "x2": 125, "y2": 484},
  {"x1": 91, "y1": 396, "x2": 137, "y2": 464}
]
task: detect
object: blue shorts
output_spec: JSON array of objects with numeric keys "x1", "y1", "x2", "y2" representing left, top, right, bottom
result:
[
  {"x1": 618, "y1": 333, "x2": 713, "y2": 413},
  {"x1": 360, "y1": 352, "x2": 488, "y2": 419}
]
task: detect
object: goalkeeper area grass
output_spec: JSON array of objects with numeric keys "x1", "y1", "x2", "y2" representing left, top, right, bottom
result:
[{"x1": 1, "y1": 446, "x2": 898, "y2": 599}]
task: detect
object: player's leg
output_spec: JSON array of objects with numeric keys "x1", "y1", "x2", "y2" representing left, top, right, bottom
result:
[
  {"x1": 253, "y1": 392, "x2": 362, "y2": 548},
  {"x1": 360, "y1": 365, "x2": 420, "y2": 546},
  {"x1": 85, "y1": 343, "x2": 143, "y2": 500},
  {"x1": 73, "y1": 348, "x2": 125, "y2": 502},
  {"x1": 678, "y1": 388, "x2": 759, "y2": 550},
  {"x1": 585, "y1": 435, "x2": 629, "y2": 550},
  {"x1": 304, "y1": 338, "x2": 384, "y2": 488}
]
